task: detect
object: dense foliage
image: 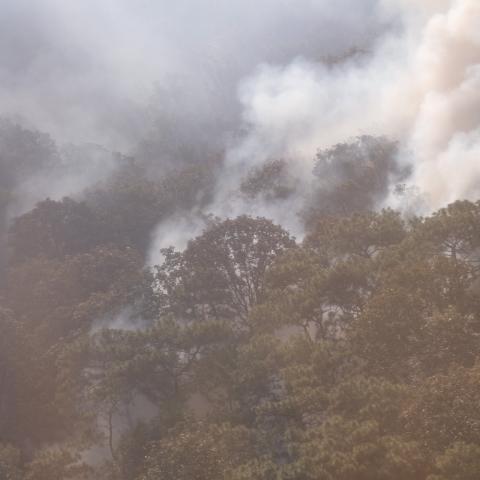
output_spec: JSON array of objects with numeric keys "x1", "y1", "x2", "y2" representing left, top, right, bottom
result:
[{"x1": 1, "y1": 125, "x2": 479, "y2": 479}]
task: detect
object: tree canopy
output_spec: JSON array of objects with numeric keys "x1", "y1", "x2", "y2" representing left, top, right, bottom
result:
[{"x1": 2, "y1": 150, "x2": 480, "y2": 479}]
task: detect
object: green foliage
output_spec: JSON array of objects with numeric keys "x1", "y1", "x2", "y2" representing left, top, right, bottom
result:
[
  {"x1": 404, "y1": 364, "x2": 480, "y2": 451},
  {"x1": 0, "y1": 119, "x2": 59, "y2": 190},
  {"x1": 0, "y1": 444, "x2": 22, "y2": 480},
  {"x1": 3, "y1": 198, "x2": 480, "y2": 480},
  {"x1": 307, "y1": 135, "x2": 407, "y2": 218},
  {"x1": 86, "y1": 162, "x2": 215, "y2": 254},
  {"x1": 240, "y1": 159, "x2": 297, "y2": 201},
  {"x1": 305, "y1": 208, "x2": 406, "y2": 259},
  {"x1": 428, "y1": 442, "x2": 480, "y2": 480},
  {"x1": 0, "y1": 309, "x2": 19, "y2": 443},
  {"x1": 9, "y1": 198, "x2": 105, "y2": 263},
  {"x1": 288, "y1": 417, "x2": 425, "y2": 480},
  {"x1": 24, "y1": 448, "x2": 90, "y2": 480},
  {"x1": 155, "y1": 216, "x2": 295, "y2": 328},
  {"x1": 139, "y1": 422, "x2": 258, "y2": 480}
]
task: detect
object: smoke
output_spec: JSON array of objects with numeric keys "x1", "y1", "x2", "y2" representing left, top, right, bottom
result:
[
  {"x1": 146, "y1": 0, "x2": 480, "y2": 257},
  {"x1": 0, "y1": 0, "x2": 387, "y2": 249},
  {"x1": 0, "y1": 0, "x2": 382, "y2": 151},
  {"x1": 147, "y1": 213, "x2": 209, "y2": 266},
  {"x1": 219, "y1": 0, "x2": 480, "y2": 217},
  {"x1": 405, "y1": 0, "x2": 480, "y2": 206},
  {"x1": 3, "y1": 0, "x2": 478, "y2": 468},
  {"x1": 1, "y1": 0, "x2": 478, "y2": 258},
  {"x1": 8, "y1": 143, "x2": 122, "y2": 218},
  {"x1": 91, "y1": 306, "x2": 147, "y2": 334}
]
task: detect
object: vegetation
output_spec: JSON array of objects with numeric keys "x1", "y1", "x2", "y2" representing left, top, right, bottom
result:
[{"x1": 1, "y1": 124, "x2": 479, "y2": 479}]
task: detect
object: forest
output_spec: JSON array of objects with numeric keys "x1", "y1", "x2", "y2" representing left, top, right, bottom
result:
[
  {"x1": 1, "y1": 0, "x2": 480, "y2": 478},
  {"x1": 1, "y1": 119, "x2": 480, "y2": 480}
]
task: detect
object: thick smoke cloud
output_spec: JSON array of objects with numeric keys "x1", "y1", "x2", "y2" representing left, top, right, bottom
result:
[
  {"x1": 0, "y1": 0, "x2": 382, "y2": 151},
  {"x1": 0, "y1": 0, "x2": 386, "y2": 262},
  {"x1": 404, "y1": 0, "x2": 480, "y2": 206},
  {"x1": 225, "y1": 0, "x2": 480, "y2": 214},
  {"x1": 2, "y1": 0, "x2": 478, "y2": 261}
]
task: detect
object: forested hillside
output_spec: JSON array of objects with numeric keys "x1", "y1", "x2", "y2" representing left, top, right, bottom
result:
[
  {"x1": 1, "y1": 0, "x2": 480, "y2": 478},
  {"x1": 2, "y1": 135, "x2": 480, "y2": 479}
]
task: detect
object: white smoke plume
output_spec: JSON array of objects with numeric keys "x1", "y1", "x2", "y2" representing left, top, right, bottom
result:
[
  {"x1": 220, "y1": 0, "x2": 480, "y2": 215},
  {"x1": 146, "y1": 0, "x2": 480, "y2": 257},
  {"x1": 0, "y1": 0, "x2": 478, "y2": 255},
  {"x1": 0, "y1": 0, "x2": 382, "y2": 151},
  {"x1": 0, "y1": 0, "x2": 385, "y2": 236},
  {"x1": 147, "y1": 213, "x2": 209, "y2": 266},
  {"x1": 404, "y1": 0, "x2": 480, "y2": 206}
]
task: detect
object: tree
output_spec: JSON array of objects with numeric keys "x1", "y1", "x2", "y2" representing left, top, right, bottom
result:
[
  {"x1": 139, "y1": 422, "x2": 258, "y2": 480},
  {"x1": 240, "y1": 159, "x2": 297, "y2": 201},
  {"x1": 9, "y1": 197, "x2": 105, "y2": 263},
  {"x1": 194, "y1": 334, "x2": 285, "y2": 425},
  {"x1": 404, "y1": 364, "x2": 480, "y2": 452},
  {"x1": 0, "y1": 119, "x2": 59, "y2": 191},
  {"x1": 307, "y1": 135, "x2": 407, "y2": 218},
  {"x1": 155, "y1": 216, "x2": 295, "y2": 329},
  {"x1": 84, "y1": 318, "x2": 228, "y2": 462},
  {"x1": 7, "y1": 245, "x2": 147, "y2": 340},
  {"x1": 428, "y1": 442, "x2": 480, "y2": 480},
  {"x1": 0, "y1": 119, "x2": 60, "y2": 283},
  {"x1": 412, "y1": 200, "x2": 480, "y2": 263},
  {"x1": 304, "y1": 209, "x2": 406, "y2": 260},
  {"x1": 0, "y1": 308, "x2": 18, "y2": 443},
  {"x1": 288, "y1": 416, "x2": 425, "y2": 480},
  {"x1": 0, "y1": 443, "x2": 22, "y2": 480},
  {"x1": 24, "y1": 448, "x2": 91, "y2": 480},
  {"x1": 86, "y1": 162, "x2": 215, "y2": 255}
]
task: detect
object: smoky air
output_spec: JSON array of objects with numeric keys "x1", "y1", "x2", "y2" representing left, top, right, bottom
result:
[{"x1": 1, "y1": 1, "x2": 479, "y2": 479}]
